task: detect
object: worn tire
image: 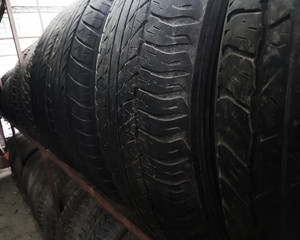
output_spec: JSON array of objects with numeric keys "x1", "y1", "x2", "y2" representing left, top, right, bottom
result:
[
  {"x1": 16, "y1": 42, "x2": 44, "y2": 143},
  {"x1": 95, "y1": 0, "x2": 228, "y2": 239},
  {"x1": 21, "y1": 151, "x2": 42, "y2": 195},
  {"x1": 47, "y1": 0, "x2": 119, "y2": 200},
  {"x1": 215, "y1": 1, "x2": 300, "y2": 239},
  {"x1": 5, "y1": 65, "x2": 23, "y2": 125},
  {"x1": 10, "y1": 135, "x2": 38, "y2": 185},
  {"x1": 2, "y1": 46, "x2": 37, "y2": 129},
  {"x1": 0, "y1": 69, "x2": 12, "y2": 115},
  {"x1": 26, "y1": 157, "x2": 67, "y2": 230},
  {"x1": 56, "y1": 188, "x2": 132, "y2": 240},
  {"x1": 30, "y1": 4, "x2": 76, "y2": 156},
  {"x1": 41, "y1": 179, "x2": 78, "y2": 240}
]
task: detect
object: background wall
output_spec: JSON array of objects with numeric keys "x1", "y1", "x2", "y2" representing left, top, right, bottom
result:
[{"x1": 0, "y1": 0, "x2": 77, "y2": 76}]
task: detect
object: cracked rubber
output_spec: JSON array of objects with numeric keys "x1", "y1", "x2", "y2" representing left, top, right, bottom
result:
[
  {"x1": 46, "y1": 0, "x2": 119, "y2": 200},
  {"x1": 215, "y1": 0, "x2": 300, "y2": 239},
  {"x1": 95, "y1": 0, "x2": 229, "y2": 239},
  {"x1": 56, "y1": 188, "x2": 134, "y2": 240}
]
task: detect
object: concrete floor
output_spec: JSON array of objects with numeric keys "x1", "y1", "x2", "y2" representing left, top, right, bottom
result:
[{"x1": 0, "y1": 168, "x2": 42, "y2": 240}]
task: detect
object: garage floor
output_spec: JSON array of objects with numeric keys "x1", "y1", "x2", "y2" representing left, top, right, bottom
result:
[{"x1": 0, "y1": 168, "x2": 42, "y2": 240}]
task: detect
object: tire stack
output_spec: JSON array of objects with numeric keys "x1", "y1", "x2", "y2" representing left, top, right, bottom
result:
[
  {"x1": 0, "y1": 0, "x2": 300, "y2": 239},
  {"x1": 8, "y1": 134, "x2": 135, "y2": 240}
]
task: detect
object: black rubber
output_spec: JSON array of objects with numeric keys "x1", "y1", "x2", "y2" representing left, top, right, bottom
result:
[
  {"x1": 9, "y1": 143, "x2": 21, "y2": 177},
  {"x1": 55, "y1": 188, "x2": 89, "y2": 240},
  {"x1": 5, "y1": 133, "x2": 21, "y2": 154},
  {"x1": 16, "y1": 42, "x2": 44, "y2": 143},
  {"x1": 26, "y1": 157, "x2": 44, "y2": 220},
  {"x1": 46, "y1": 0, "x2": 119, "y2": 200},
  {"x1": 0, "y1": 78, "x2": 12, "y2": 120},
  {"x1": 0, "y1": 69, "x2": 13, "y2": 85},
  {"x1": 30, "y1": 5, "x2": 76, "y2": 157},
  {"x1": 0, "y1": 69, "x2": 12, "y2": 114},
  {"x1": 42, "y1": 179, "x2": 78, "y2": 240},
  {"x1": 95, "y1": 0, "x2": 228, "y2": 239},
  {"x1": 1, "y1": 45, "x2": 36, "y2": 129},
  {"x1": 56, "y1": 188, "x2": 131, "y2": 240},
  {"x1": 21, "y1": 151, "x2": 42, "y2": 195},
  {"x1": 26, "y1": 157, "x2": 67, "y2": 230},
  {"x1": 215, "y1": 1, "x2": 300, "y2": 240},
  {"x1": 9, "y1": 135, "x2": 38, "y2": 185},
  {"x1": 4, "y1": 65, "x2": 23, "y2": 125}
]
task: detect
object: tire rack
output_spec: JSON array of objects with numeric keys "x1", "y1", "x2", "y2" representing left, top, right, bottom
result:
[
  {"x1": 15, "y1": 129, "x2": 152, "y2": 240},
  {"x1": 1, "y1": 2, "x2": 151, "y2": 239}
]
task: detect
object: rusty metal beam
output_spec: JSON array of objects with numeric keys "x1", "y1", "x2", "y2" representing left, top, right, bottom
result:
[
  {"x1": 5, "y1": 0, "x2": 23, "y2": 65},
  {"x1": 35, "y1": 0, "x2": 44, "y2": 32},
  {"x1": 42, "y1": 154, "x2": 61, "y2": 217},
  {"x1": 18, "y1": 133, "x2": 152, "y2": 240}
]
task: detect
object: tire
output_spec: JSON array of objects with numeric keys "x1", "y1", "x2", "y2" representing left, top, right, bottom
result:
[
  {"x1": 95, "y1": 0, "x2": 228, "y2": 239},
  {"x1": 9, "y1": 143, "x2": 22, "y2": 177},
  {"x1": 0, "y1": 69, "x2": 13, "y2": 85},
  {"x1": 0, "y1": 69, "x2": 12, "y2": 114},
  {"x1": 41, "y1": 179, "x2": 78, "y2": 240},
  {"x1": 55, "y1": 188, "x2": 89, "y2": 240},
  {"x1": 1, "y1": 45, "x2": 36, "y2": 128},
  {"x1": 46, "y1": 0, "x2": 119, "y2": 200},
  {"x1": 0, "y1": 79, "x2": 10, "y2": 118},
  {"x1": 215, "y1": 1, "x2": 300, "y2": 239},
  {"x1": 5, "y1": 133, "x2": 21, "y2": 154},
  {"x1": 30, "y1": 4, "x2": 76, "y2": 156},
  {"x1": 21, "y1": 151, "x2": 42, "y2": 195},
  {"x1": 10, "y1": 135, "x2": 38, "y2": 185},
  {"x1": 27, "y1": 157, "x2": 67, "y2": 230},
  {"x1": 5, "y1": 65, "x2": 23, "y2": 125},
  {"x1": 56, "y1": 188, "x2": 132, "y2": 240},
  {"x1": 17, "y1": 42, "x2": 44, "y2": 143}
]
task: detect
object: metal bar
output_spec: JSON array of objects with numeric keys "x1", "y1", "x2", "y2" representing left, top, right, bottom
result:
[
  {"x1": 21, "y1": 134, "x2": 151, "y2": 240},
  {"x1": 0, "y1": 36, "x2": 40, "y2": 40},
  {"x1": 35, "y1": 0, "x2": 44, "y2": 32},
  {"x1": 5, "y1": 0, "x2": 23, "y2": 65},
  {"x1": 0, "y1": 54, "x2": 18, "y2": 57},
  {"x1": 0, "y1": 119, "x2": 6, "y2": 149},
  {"x1": 42, "y1": 153, "x2": 61, "y2": 217}
]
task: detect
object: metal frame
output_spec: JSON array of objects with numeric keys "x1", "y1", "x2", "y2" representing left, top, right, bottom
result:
[
  {"x1": 4, "y1": 0, "x2": 23, "y2": 65},
  {"x1": 35, "y1": 0, "x2": 44, "y2": 32},
  {"x1": 0, "y1": 3, "x2": 152, "y2": 239},
  {"x1": 0, "y1": 0, "x2": 46, "y2": 67}
]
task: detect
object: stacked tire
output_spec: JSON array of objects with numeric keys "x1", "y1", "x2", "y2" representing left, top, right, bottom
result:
[
  {"x1": 8, "y1": 134, "x2": 135, "y2": 240},
  {"x1": 0, "y1": 0, "x2": 300, "y2": 239}
]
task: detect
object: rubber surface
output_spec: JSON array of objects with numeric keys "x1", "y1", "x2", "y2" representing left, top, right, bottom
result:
[
  {"x1": 215, "y1": 1, "x2": 300, "y2": 239},
  {"x1": 9, "y1": 135, "x2": 38, "y2": 185},
  {"x1": 17, "y1": 42, "x2": 44, "y2": 143},
  {"x1": 26, "y1": 158, "x2": 67, "y2": 230},
  {"x1": 30, "y1": 4, "x2": 76, "y2": 157},
  {"x1": 21, "y1": 151, "x2": 43, "y2": 195},
  {"x1": 56, "y1": 188, "x2": 132, "y2": 240},
  {"x1": 42, "y1": 179, "x2": 78, "y2": 240},
  {"x1": 95, "y1": 0, "x2": 227, "y2": 239},
  {"x1": 46, "y1": 0, "x2": 119, "y2": 200}
]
